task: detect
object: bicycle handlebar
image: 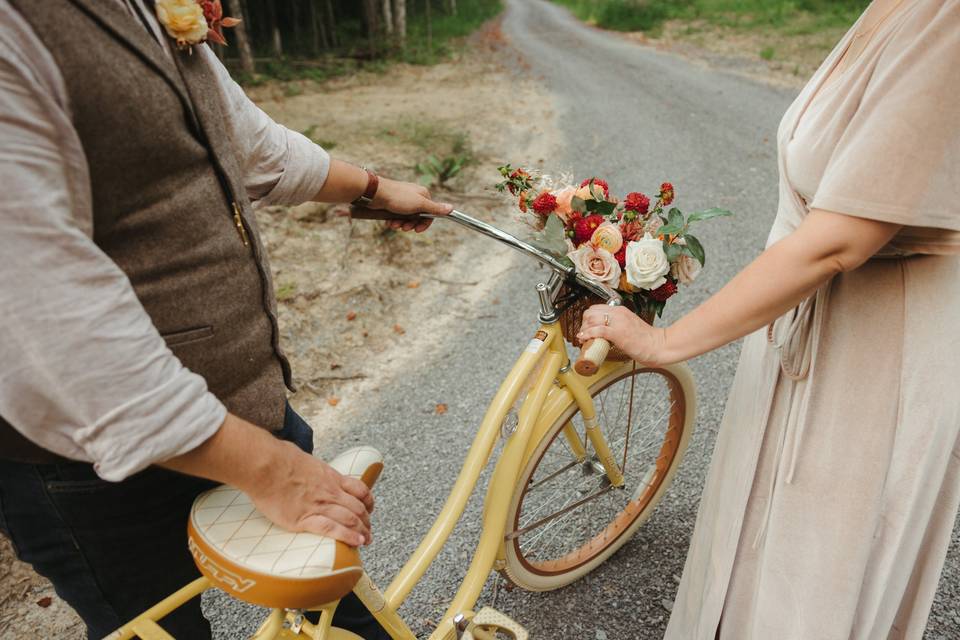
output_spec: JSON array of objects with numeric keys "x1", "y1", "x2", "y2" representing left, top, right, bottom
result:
[{"x1": 351, "y1": 207, "x2": 622, "y2": 374}]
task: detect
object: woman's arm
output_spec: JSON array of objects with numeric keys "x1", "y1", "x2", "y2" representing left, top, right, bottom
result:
[{"x1": 578, "y1": 209, "x2": 903, "y2": 365}]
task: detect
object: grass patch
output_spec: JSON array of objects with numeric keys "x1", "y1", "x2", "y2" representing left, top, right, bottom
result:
[
  {"x1": 552, "y1": 0, "x2": 868, "y2": 34},
  {"x1": 759, "y1": 45, "x2": 775, "y2": 60}
]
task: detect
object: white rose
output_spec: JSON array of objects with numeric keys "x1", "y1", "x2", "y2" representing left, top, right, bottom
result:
[
  {"x1": 625, "y1": 233, "x2": 670, "y2": 290},
  {"x1": 671, "y1": 239, "x2": 702, "y2": 285},
  {"x1": 568, "y1": 244, "x2": 621, "y2": 287}
]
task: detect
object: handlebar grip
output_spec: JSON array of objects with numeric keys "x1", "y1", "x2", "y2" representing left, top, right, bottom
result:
[
  {"x1": 350, "y1": 206, "x2": 429, "y2": 224},
  {"x1": 574, "y1": 338, "x2": 611, "y2": 376}
]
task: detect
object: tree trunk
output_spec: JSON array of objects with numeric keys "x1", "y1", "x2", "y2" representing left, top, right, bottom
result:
[
  {"x1": 309, "y1": 0, "x2": 324, "y2": 54},
  {"x1": 382, "y1": 0, "x2": 394, "y2": 35},
  {"x1": 362, "y1": 0, "x2": 379, "y2": 56},
  {"x1": 266, "y1": 0, "x2": 283, "y2": 58},
  {"x1": 292, "y1": 0, "x2": 303, "y2": 53},
  {"x1": 324, "y1": 0, "x2": 338, "y2": 47},
  {"x1": 425, "y1": 0, "x2": 432, "y2": 52},
  {"x1": 224, "y1": 0, "x2": 255, "y2": 74},
  {"x1": 447, "y1": 0, "x2": 457, "y2": 15},
  {"x1": 392, "y1": 0, "x2": 406, "y2": 48}
]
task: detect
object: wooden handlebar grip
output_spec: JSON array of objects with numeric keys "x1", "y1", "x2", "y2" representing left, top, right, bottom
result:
[
  {"x1": 350, "y1": 207, "x2": 429, "y2": 223},
  {"x1": 574, "y1": 338, "x2": 611, "y2": 376}
]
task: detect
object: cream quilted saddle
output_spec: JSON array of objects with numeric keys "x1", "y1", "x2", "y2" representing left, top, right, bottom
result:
[{"x1": 187, "y1": 446, "x2": 383, "y2": 609}]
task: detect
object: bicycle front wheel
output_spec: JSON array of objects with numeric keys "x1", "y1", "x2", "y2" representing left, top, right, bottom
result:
[{"x1": 501, "y1": 362, "x2": 696, "y2": 591}]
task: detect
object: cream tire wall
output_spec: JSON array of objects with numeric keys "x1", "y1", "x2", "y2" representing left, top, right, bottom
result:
[{"x1": 500, "y1": 361, "x2": 697, "y2": 592}]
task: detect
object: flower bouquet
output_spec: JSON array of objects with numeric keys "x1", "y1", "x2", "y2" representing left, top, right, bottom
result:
[{"x1": 495, "y1": 166, "x2": 731, "y2": 351}]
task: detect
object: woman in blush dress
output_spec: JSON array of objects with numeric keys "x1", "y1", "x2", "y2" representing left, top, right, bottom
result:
[{"x1": 577, "y1": 1, "x2": 960, "y2": 638}]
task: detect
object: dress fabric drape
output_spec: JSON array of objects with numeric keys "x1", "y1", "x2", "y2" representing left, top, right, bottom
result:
[{"x1": 665, "y1": 2, "x2": 960, "y2": 639}]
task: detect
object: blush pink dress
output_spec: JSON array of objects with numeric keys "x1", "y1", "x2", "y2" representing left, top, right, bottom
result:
[{"x1": 665, "y1": 2, "x2": 960, "y2": 639}]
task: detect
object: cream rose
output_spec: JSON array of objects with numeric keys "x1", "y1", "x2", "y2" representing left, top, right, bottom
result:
[
  {"x1": 590, "y1": 221, "x2": 623, "y2": 254},
  {"x1": 671, "y1": 239, "x2": 703, "y2": 284},
  {"x1": 568, "y1": 244, "x2": 621, "y2": 287},
  {"x1": 156, "y1": 0, "x2": 209, "y2": 46},
  {"x1": 625, "y1": 233, "x2": 670, "y2": 290},
  {"x1": 554, "y1": 186, "x2": 577, "y2": 222}
]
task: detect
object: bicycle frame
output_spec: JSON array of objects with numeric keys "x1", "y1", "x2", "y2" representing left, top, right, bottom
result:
[
  {"x1": 108, "y1": 320, "x2": 629, "y2": 640},
  {"x1": 108, "y1": 210, "x2": 636, "y2": 640}
]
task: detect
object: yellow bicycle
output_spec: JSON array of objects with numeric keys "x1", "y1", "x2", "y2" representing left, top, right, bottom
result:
[{"x1": 107, "y1": 209, "x2": 697, "y2": 640}]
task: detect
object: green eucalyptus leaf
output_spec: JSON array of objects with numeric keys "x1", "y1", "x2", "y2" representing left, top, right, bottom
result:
[
  {"x1": 530, "y1": 215, "x2": 570, "y2": 259},
  {"x1": 571, "y1": 196, "x2": 587, "y2": 213},
  {"x1": 664, "y1": 242, "x2": 684, "y2": 262},
  {"x1": 667, "y1": 207, "x2": 684, "y2": 229},
  {"x1": 585, "y1": 199, "x2": 600, "y2": 213},
  {"x1": 657, "y1": 223, "x2": 683, "y2": 237},
  {"x1": 596, "y1": 200, "x2": 616, "y2": 217},
  {"x1": 685, "y1": 234, "x2": 706, "y2": 266},
  {"x1": 687, "y1": 207, "x2": 734, "y2": 223}
]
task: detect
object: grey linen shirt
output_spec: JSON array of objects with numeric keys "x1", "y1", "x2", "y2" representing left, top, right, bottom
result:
[{"x1": 0, "y1": 0, "x2": 330, "y2": 480}]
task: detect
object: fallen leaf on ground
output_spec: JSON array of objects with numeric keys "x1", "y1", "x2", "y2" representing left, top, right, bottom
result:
[
  {"x1": 346, "y1": 311, "x2": 357, "y2": 321},
  {"x1": 327, "y1": 397, "x2": 340, "y2": 407},
  {"x1": 407, "y1": 281, "x2": 420, "y2": 289},
  {"x1": 330, "y1": 363, "x2": 341, "y2": 370},
  {"x1": 36, "y1": 597, "x2": 52, "y2": 608},
  {"x1": 435, "y1": 403, "x2": 448, "y2": 415},
  {"x1": 393, "y1": 324, "x2": 406, "y2": 335}
]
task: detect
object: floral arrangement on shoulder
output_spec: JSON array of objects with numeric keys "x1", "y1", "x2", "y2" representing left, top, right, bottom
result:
[{"x1": 495, "y1": 165, "x2": 732, "y2": 319}]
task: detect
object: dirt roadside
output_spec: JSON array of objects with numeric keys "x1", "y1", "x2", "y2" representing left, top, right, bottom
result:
[
  {"x1": 0, "y1": 25, "x2": 560, "y2": 638},
  {"x1": 625, "y1": 19, "x2": 850, "y2": 89}
]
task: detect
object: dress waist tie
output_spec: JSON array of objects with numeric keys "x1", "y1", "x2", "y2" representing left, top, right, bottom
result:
[{"x1": 752, "y1": 281, "x2": 833, "y2": 549}]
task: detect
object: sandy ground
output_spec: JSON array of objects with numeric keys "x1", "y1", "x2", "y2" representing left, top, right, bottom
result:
[
  {"x1": 625, "y1": 19, "x2": 850, "y2": 89},
  {"x1": 0, "y1": 24, "x2": 560, "y2": 638}
]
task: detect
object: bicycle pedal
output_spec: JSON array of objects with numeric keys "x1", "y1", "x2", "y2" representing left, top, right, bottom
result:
[{"x1": 465, "y1": 607, "x2": 528, "y2": 640}]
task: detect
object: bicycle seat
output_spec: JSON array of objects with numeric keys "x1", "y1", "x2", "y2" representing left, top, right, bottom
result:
[{"x1": 186, "y1": 446, "x2": 383, "y2": 609}]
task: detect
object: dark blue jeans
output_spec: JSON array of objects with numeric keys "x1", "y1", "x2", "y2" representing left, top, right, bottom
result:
[{"x1": 0, "y1": 404, "x2": 387, "y2": 639}]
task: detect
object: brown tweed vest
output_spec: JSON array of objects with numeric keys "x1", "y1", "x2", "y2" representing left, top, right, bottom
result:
[{"x1": 1, "y1": 0, "x2": 292, "y2": 463}]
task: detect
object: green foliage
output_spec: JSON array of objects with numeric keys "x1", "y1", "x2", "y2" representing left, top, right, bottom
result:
[
  {"x1": 413, "y1": 130, "x2": 475, "y2": 187},
  {"x1": 759, "y1": 45, "x2": 775, "y2": 61},
  {"x1": 300, "y1": 125, "x2": 337, "y2": 150},
  {"x1": 551, "y1": 0, "x2": 868, "y2": 34}
]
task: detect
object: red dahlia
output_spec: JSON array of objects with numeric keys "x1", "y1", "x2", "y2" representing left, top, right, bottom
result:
[
  {"x1": 614, "y1": 245, "x2": 627, "y2": 268},
  {"x1": 649, "y1": 280, "x2": 678, "y2": 302},
  {"x1": 659, "y1": 182, "x2": 675, "y2": 206},
  {"x1": 624, "y1": 192, "x2": 650, "y2": 215},
  {"x1": 580, "y1": 178, "x2": 610, "y2": 198},
  {"x1": 531, "y1": 192, "x2": 558, "y2": 216},
  {"x1": 573, "y1": 214, "x2": 605, "y2": 245}
]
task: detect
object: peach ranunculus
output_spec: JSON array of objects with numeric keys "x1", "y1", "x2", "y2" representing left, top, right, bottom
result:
[
  {"x1": 575, "y1": 182, "x2": 607, "y2": 202},
  {"x1": 554, "y1": 186, "x2": 577, "y2": 222},
  {"x1": 568, "y1": 244, "x2": 621, "y2": 287},
  {"x1": 590, "y1": 221, "x2": 623, "y2": 254},
  {"x1": 156, "y1": 0, "x2": 209, "y2": 47}
]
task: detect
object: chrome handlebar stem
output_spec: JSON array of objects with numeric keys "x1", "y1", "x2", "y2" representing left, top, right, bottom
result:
[{"x1": 428, "y1": 209, "x2": 623, "y2": 307}]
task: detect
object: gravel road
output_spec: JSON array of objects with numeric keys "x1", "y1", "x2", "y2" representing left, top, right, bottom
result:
[{"x1": 209, "y1": 1, "x2": 959, "y2": 638}]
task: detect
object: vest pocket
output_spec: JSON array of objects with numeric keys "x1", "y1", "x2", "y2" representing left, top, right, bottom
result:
[{"x1": 161, "y1": 326, "x2": 214, "y2": 347}]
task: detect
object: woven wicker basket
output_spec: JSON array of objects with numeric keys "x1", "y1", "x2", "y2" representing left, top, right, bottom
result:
[{"x1": 558, "y1": 287, "x2": 655, "y2": 362}]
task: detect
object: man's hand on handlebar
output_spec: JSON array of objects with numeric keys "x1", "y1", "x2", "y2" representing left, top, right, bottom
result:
[
  {"x1": 578, "y1": 304, "x2": 669, "y2": 367},
  {"x1": 370, "y1": 178, "x2": 453, "y2": 233}
]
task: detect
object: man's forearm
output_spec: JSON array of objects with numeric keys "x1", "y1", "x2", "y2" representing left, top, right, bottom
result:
[
  {"x1": 311, "y1": 159, "x2": 369, "y2": 204},
  {"x1": 160, "y1": 412, "x2": 290, "y2": 490}
]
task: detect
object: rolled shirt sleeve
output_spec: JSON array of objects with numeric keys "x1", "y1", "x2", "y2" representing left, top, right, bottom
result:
[
  {"x1": 0, "y1": 30, "x2": 225, "y2": 480},
  {"x1": 201, "y1": 46, "x2": 331, "y2": 207}
]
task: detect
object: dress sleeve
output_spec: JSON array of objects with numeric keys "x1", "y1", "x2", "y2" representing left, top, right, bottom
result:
[{"x1": 811, "y1": 3, "x2": 960, "y2": 232}]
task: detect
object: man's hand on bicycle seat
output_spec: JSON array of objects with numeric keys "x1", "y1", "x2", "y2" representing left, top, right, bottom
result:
[
  {"x1": 370, "y1": 178, "x2": 453, "y2": 233},
  {"x1": 161, "y1": 413, "x2": 374, "y2": 547}
]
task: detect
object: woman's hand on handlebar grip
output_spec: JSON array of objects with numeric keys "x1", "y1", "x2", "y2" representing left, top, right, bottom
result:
[
  {"x1": 369, "y1": 178, "x2": 453, "y2": 233},
  {"x1": 577, "y1": 304, "x2": 670, "y2": 367}
]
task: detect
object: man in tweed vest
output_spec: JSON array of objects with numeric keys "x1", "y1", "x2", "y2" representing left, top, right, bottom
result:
[{"x1": 0, "y1": 0, "x2": 450, "y2": 636}]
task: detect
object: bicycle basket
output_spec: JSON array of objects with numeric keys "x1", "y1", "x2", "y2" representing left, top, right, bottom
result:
[{"x1": 557, "y1": 284, "x2": 655, "y2": 362}]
